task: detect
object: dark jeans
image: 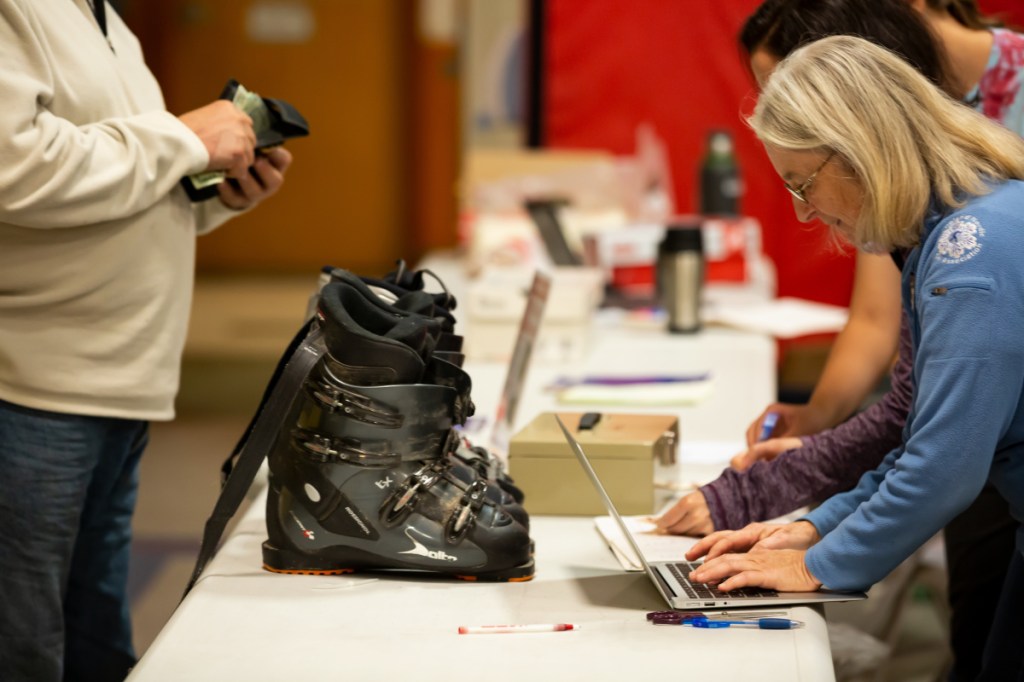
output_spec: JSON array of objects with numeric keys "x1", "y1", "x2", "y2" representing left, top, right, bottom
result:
[
  {"x1": 945, "y1": 485, "x2": 1020, "y2": 682},
  {"x1": 0, "y1": 399, "x2": 148, "y2": 682},
  {"x1": 978, "y1": 550, "x2": 1024, "y2": 681}
]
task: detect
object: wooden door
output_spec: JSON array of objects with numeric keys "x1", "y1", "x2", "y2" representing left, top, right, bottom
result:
[{"x1": 122, "y1": 0, "x2": 413, "y2": 274}]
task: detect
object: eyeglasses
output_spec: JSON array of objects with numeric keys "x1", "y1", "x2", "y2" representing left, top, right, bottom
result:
[{"x1": 784, "y1": 151, "x2": 835, "y2": 203}]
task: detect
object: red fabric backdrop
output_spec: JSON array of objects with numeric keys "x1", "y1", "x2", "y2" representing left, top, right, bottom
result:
[{"x1": 542, "y1": 0, "x2": 1024, "y2": 306}]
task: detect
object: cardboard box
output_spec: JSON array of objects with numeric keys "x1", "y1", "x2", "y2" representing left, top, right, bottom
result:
[{"x1": 508, "y1": 412, "x2": 678, "y2": 516}]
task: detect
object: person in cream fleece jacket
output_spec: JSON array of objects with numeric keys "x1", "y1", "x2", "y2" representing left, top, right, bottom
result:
[{"x1": 0, "y1": 1, "x2": 293, "y2": 679}]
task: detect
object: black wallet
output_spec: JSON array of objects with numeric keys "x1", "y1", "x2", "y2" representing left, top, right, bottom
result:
[{"x1": 181, "y1": 78, "x2": 310, "y2": 202}]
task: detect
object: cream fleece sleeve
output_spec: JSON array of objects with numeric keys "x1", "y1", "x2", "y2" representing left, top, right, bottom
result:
[{"x1": 0, "y1": 0, "x2": 209, "y2": 229}]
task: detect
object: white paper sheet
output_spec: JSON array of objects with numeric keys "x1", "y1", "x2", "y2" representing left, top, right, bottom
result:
[
  {"x1": 704, "y1": 296, "x2": 848, "y2": 339},
  {"x1": 593, "y1": 515, "x2": 698, "y2": 571}
]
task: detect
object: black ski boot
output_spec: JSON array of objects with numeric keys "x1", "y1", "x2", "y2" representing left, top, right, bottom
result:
[
  {"x1": 324, "y1": 266, "x2": 527, "y2": 506},
  {"x1": 262, "y1": 280, "x2": 534, "y2": 581},
  {"x1": 324, "y1": 263, "x2": 526, "y2": 504}
]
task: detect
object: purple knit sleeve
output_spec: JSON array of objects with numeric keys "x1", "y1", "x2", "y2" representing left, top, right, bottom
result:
[{"x1": 702, "y1": 313, "x2": 915, "y2": 530}]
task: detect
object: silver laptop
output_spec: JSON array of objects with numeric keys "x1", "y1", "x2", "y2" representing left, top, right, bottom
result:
[{"x1": 554, "y1": 414, "x2": 866, "y2": 610}]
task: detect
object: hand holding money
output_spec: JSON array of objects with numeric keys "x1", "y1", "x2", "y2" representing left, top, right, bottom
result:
[
  {"x1": 178, "y1": 80, "x2": 307, "y2": 201},
  {"x1": 179, "y1": 99, "x2": 256, "y2": 177}
]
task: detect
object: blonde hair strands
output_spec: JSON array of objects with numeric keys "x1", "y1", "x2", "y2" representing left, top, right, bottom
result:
[{"x1": 749, "y1": 35, "x2": 1024, "y2": 251}]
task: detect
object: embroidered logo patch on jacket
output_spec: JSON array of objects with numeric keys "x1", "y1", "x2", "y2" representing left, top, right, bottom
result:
[{"x1": 936, "y1": 215, "x2": 985, "y2": 264}]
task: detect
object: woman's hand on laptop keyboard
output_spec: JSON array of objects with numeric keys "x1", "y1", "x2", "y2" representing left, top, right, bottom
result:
[
  {"x1": 686, "y1": 548, "x2": 823, "y2": 593},
  {"x1": 685, "y1": 521, "x2": 820, "y2": 562}
]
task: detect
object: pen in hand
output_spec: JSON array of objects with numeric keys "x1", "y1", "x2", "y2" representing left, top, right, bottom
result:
[{"x1": 758, "y1": 411, "x2": 780, "y2": 442}]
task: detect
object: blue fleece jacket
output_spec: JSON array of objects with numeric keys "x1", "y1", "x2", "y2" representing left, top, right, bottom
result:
[{"x1": 803, "y1": 180, "x2": 1024, "y2": 592}]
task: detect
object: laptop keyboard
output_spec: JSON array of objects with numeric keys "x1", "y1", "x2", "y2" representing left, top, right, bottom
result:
[{"x1": 668, "y1": 562, "x2": 779, "y2": 600}]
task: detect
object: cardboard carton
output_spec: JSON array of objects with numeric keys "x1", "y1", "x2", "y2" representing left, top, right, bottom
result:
[{"x1": 509, "y1": 412, "x2": 678, "y2": 516}]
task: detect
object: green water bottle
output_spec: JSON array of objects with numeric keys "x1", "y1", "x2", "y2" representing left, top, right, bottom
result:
[{"x1": 699, "y1": 130, "x2": 742, "y2": 216}]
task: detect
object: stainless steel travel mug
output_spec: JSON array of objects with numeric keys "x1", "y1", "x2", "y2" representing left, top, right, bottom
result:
[{"x1": 657, "y1": 224, "x2": 704, "y2": 333}]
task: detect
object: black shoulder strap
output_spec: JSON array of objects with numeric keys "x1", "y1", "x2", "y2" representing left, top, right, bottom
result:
[
  {"x1": 182, "y1": 319, "x2": 322, "y2": 597},
  {"x1": 91, "y1": 0, "x2": 107, "y2": 36}
]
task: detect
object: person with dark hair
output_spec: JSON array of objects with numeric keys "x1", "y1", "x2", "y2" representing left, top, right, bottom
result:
[
  {"x1": 935, "y1": 0, "x2": 1004, "y2": 30},
  {"x1": 685, "y1": 34, "x2": 1024, "y2": 681},
  {"x1": 732, "y1": 0, "x2": 1019, "y2": 460},
  {"x1": 655, "y1": 1, "x2": 1023, "y2": 678},
  {"x1": 740, "y1": 0, "x2": 952, "y2": 90}
]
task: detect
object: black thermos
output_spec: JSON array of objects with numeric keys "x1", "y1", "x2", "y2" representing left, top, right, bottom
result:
[{"x1": 657, "y1": 222, "x2": 704, "y2": 334}]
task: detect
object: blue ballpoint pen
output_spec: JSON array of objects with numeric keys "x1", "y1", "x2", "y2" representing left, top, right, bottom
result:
[
  {"x1": 685, "y1": 617, "x2": 803, "y2": 630},
  {"x1": 758, "y1": 411, "x2": 779, "y2": 441}
]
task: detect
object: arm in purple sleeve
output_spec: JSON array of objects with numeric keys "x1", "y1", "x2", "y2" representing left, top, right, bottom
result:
[{"x1": 701, "y1": 313, "x2": 915, "y2": 530}]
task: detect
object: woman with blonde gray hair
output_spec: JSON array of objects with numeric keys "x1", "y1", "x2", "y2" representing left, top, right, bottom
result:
[
  {"x1": 649, "y1": 2, "x2": 1024, "y2": 677},
  {"x1": 686, "y1": 35, "x2": 1024, "y2": 679}
]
